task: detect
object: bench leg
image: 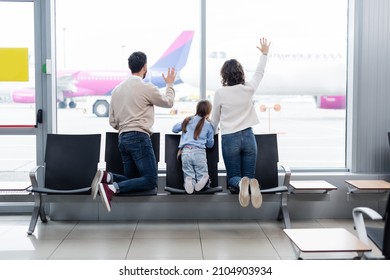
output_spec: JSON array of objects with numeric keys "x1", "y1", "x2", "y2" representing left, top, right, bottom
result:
[
  {"x1": 27, "y1": 194, "x2": 45, "y2": 235},
  {"x1": 277, "y1": 193, "x2": 291, "y2": 229}
]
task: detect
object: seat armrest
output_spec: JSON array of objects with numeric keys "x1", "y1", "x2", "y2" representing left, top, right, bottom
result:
[
  {"x1": 279, "y1": 164, "x2": 291, "y2": 186},
  {"x1": 29, "y1": 165, "x2": 44, "y2": 189},
  {"x1": 353, "y1": 207, "x2": 383, "y2": 220},
  {"x1": 352, "y1": 207, "x2": 383, "y2": 247}
]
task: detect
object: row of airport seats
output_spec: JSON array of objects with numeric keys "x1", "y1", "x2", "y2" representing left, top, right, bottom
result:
[{"x1": 26, "y1": 132, "x2": 291, "y2": 234}]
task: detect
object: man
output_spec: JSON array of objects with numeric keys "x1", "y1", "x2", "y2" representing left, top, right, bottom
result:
[{"x1": 91, "y1": 51, "x2": 176, "y2": 212}]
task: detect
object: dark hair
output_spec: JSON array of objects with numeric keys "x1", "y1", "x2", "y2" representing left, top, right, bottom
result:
[
  {"x1": 182, "y1": 100, "x2": 212, "y2": 140},
  {"x1": 128, "y1": 51, "x2": 147, "y2": 73},
  {"x1": 220, "y1": 59, "x2": 245, "y2": 86}
]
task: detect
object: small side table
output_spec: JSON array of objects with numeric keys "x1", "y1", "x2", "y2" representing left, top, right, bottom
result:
[
  {"x1": 284, "y1": 228, "x2": 372, "y2": 259},
  {"x1": 289, "y1": 180, "x2": 337, "y2": 192},
  {"x1": 345, "y1": 180, "x2": 390, "y2": 201}
]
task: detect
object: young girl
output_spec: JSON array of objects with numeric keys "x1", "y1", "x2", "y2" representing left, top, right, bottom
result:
[
  {"x1": 172, "y1": 100, "x2": 215, "y2": 194},
  {"x1": 210, "y1": 37, "x2": 271, "y2": 208}
]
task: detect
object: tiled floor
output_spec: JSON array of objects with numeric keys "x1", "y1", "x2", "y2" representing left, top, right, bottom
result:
[{"x1": 0, "y1": 215, "x2": 384, "y2": 260}]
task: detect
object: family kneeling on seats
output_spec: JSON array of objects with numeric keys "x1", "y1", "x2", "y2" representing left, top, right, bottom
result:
[{"x1": 92, "y1": 37, "x2": 270, "y2": 212}]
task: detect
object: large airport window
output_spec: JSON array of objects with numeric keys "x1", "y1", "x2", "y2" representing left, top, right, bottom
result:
[{"x1": 54, "y1": 0, "x2": 347, "y2": 170}]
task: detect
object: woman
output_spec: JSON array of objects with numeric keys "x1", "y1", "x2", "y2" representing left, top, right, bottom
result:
[{"x1": 211, "y1": 37, "x2": 271, "y2": 208}]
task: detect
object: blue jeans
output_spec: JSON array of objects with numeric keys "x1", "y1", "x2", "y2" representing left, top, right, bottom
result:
[
  {"x1": 221, "y1": 127, "x2": 257, "y2": 190},
  {"x1": 112, "y1": 131, "x2": 157, "y2": 193},
  {"x1": 181, "y1": 146, "x2": 208, "y2": 185}
]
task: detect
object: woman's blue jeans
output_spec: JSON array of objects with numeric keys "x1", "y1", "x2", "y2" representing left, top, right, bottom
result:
[
  {"x1": 112, "y1": 131, "x2": 157, "y2": 193},
  {"x1": 221, "y1": 127, "x2": 257, "y2": 190}
]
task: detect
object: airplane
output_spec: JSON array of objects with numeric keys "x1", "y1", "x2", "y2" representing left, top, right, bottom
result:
[
  {"x1": 179, "y1": 40, "x2": 347, "y2": 110},
  {"x1": 11, "y1": 30, "x2": 195, "y2": 117},
  {"x1": 1, "y1": 82, "x2": 23, "y2": 103}
]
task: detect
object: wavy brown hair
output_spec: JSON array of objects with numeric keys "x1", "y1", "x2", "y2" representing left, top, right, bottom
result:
[
  {"x1": 220, "y1": 59, "x2": 245, "y2": 86},
  {"x1": 182, "y1": 100, "x2": 212, "y2": 140}
]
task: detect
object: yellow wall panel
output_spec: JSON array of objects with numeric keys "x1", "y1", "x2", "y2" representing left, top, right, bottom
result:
[{"x1": 0, "y1": 48, "x2": 29, "y2": 81}]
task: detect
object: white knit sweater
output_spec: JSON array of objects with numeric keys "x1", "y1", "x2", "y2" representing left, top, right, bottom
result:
[{"x1": 211, "y1": 54, "x2": 267, "y2": 135}]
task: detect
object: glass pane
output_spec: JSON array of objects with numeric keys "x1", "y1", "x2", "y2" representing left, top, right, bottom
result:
[
  {"x1": 55, "y1": 0, "x2": 199, "y2": 168},
  {"x1": 0, "y1": 135, "x2": 36, "y2": 181},
  {"x1": 0, "y1": 1, "x2": 35, "y2": 126},
  {"x1": 55, "y1": 0, "x2": 348, "y2": 170},
  {"x1": 204, "y1": 0, "x2": 347, "y2": 169}
]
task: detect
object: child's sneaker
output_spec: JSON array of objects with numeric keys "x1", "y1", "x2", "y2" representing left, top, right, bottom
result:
[
  {"x1": 195, "y1": 174, "x2": 209, "y2": 191},
  {"x1": 184, "y1": 176, "x2": 194, "y2": 194}
]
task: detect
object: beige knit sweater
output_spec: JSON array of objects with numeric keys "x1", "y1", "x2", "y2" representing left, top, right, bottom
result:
[{"x1": 109, "y1": 75, "x2": 175, "y2": 135}]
